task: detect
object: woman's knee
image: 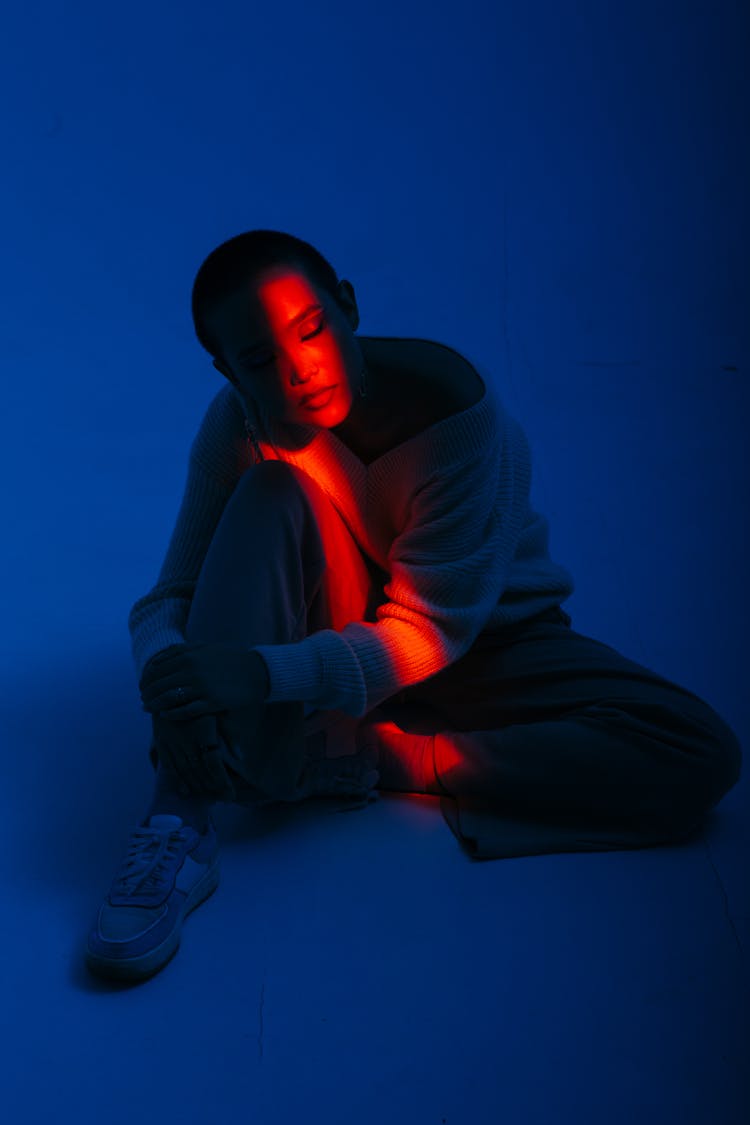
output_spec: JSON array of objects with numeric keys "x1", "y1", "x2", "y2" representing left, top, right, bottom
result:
[
  {"x1": 229, "y1": 461, "x2": 318, "y2": 527},
  {"x1": 665, "y1": 703, "x2": 743, "y2": 831},
  {"x1": 236, "y1": 459, "x2": 307, "y2": 502},
  {"x1": 696, "y1": 707, "x2": 743, "y2": 809}
]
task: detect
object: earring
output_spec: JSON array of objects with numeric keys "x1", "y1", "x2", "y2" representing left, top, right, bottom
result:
[
  {"x1": 359, "y1": 366, "x2": 367, "y2": 399},
  {"x1": 244, "y1": 416, "x2": 264, "y2": 463}
]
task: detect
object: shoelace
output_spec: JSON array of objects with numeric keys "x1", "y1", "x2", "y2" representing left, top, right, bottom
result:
[
  {"x1": 113, "y1": 827, "x2": 187, "y2": 897},
  {"x1": 303, "y1": 754, "x2": 380, "y2": 812}
]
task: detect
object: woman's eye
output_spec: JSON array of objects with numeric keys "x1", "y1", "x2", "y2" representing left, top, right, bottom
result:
[
  {"x1": 246, "y1": 319, "x2": 324, "y2": 370},
  {"x1": 302, "y1": 318, "x2": 325, "y2": 340}
]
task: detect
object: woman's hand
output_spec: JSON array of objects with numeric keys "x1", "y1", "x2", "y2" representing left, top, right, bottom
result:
[
  {"x1": 139, "y1": 642, "x2": 270, "y2": 721},
  {"x1": 151, "y1": 711, "x2": 237, "y2": 799}
]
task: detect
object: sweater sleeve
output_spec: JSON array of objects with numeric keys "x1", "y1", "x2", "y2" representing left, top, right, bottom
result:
[
  {"x1": 127, "y1": 387, "x2": 249, "y2": 682},
  {"x1": 253, "y1": 410, "x2": 532, "y2": 717}
]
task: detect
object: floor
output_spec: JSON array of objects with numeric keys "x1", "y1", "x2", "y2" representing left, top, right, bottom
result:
[{"x1": 3, "y1": 642, "x2": 748, "y2": 1125}]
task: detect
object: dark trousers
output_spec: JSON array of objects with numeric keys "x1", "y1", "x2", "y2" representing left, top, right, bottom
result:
[
  {"x1": 157, "y1": 460, "x2": 742, "y2": 860},
  {"x1": 364, "y1": 605, "x2": 742, "y2": 857}
]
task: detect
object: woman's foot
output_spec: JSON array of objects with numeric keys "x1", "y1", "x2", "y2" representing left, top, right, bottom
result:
[{"x1": 85, "y1": 813, "x2": 219, "y2": 981}]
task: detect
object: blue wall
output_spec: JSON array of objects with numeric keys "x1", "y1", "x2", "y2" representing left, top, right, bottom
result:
[{"x1": 2, "y1": 1, "x2": 747, "y2": 710}]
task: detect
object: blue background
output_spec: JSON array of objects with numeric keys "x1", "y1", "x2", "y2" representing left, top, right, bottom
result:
[{"x1": 1, "y1": 2, "x2": 747, "y2": 1122}]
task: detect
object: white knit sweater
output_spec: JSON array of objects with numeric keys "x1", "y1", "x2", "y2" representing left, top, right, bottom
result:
[{"x1": 128, "y1": 362, "x2": 575, "y2": 717}]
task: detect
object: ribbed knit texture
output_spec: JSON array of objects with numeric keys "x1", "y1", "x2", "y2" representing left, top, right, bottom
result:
[{"x1": 128, "y1": 361, "x2": 575, "y2": 718}]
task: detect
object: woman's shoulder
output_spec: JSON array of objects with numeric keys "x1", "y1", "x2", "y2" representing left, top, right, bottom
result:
[
  {"x1": 360, "y1": 336, "x2": 486, "y2": 418},
  {"x1": 189, "y1": 381, "x2": 251, "y2": 477},
  {"x1": 361, "y1": 336, "x2": 486, "y2": 408}
]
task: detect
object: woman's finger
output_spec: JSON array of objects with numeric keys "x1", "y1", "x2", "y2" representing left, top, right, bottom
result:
[
  {"x1": 180, "y1": 745, "x2": 229, "y2": 799},
  {"x1": 151, "y1": 700, "x2": 213, "y2": 721},
  {"x1": 155, "y1": 726, "x2": 207, "y2": 796},
  {"x1": 200, "y1": 746, "x2": 236, "y2": 799},
  {"x1": 144, "y1": 645, "x2": 187, "y2": 671},
  {"x1": 156, "y1": 741, "x2": 194, "y2": 796},
  {"x1": 178, "y1": 751, "x2": 210, "y2": 797},
  {"x1": 140, "y1": 670, "x2": 189, "y2": 706},
  {"x1": 141, "y1": 681, "x2": 206, "y2": 716},
  {"x1": 170, "y1": 726, "x2": 226, "y2": 797}
]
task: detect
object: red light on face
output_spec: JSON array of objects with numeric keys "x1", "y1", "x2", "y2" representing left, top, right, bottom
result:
[
  {"x1": 301, "y1": 385, "x2": 338, "y2": 411},
  {"x1": 247, "y1": 271, "x2": 348, "y2": 421}
]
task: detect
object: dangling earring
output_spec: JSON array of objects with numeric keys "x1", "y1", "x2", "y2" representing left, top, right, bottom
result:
[
  {"x1": 244, "y1": 416, "x2": 264, "y2": 464},
  {"x1": 359, "y1": 366, "x2": 367, "y2": 399}
]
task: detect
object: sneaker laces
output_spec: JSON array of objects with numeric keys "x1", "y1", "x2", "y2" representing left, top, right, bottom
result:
[
  {"x1": 301, "y1": 750, "x2": 380, "y2": 811},
  {"x1": 113, "y1": 827, "x2": 187, "y2": 897}
]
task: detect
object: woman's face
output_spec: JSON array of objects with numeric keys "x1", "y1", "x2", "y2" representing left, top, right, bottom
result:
[{"x1": 208, "y1": 263, "x2": 365, "y2": 430}]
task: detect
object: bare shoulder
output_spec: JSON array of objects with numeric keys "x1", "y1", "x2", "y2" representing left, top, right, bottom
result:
[{"x1": 361, "y1": 336, "x2": 486, "y2": 412}]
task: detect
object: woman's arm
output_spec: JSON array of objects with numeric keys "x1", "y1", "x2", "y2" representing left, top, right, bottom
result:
[
  {"x1": 128, "y1": 386, "x2": 249, "y2": 683},
  {"x1": 128, "y1": 455, "x2": 238, "y2": 683},
  {"x1": 253, "y1": 410, "x2": 533, "y2": 717}
]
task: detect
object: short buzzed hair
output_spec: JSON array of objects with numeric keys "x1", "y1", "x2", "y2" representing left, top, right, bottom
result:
[{"x1": 191, "y1": 228, "x2": 341, "y2": 362}]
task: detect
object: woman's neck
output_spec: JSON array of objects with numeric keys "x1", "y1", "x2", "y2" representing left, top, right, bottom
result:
[{"x1": 329, "y1": 341, "x2": 398, "y2": 460}]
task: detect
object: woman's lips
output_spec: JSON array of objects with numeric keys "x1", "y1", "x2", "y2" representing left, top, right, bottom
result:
[{"x1": 301, "y1": 385, "x2": 337, "y2": 410}]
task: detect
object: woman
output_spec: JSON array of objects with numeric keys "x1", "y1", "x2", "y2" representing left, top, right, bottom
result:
[{"x1": 85, "y1": 229, "x2": 742, "y2": 981}]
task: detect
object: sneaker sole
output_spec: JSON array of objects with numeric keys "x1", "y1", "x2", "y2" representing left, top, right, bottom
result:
[{"x1": 85, "y1": 856, "x2": 220, "y2": 982}]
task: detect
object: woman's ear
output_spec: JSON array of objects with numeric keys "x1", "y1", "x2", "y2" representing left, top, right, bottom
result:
[
  {"x1": 230, "y1": 384, "x2": 260, "y2": 428},
  {"x1": 212, "y1": 357, "x2": 234, "y2": 383},
  {"x1": 335, "y1": 280, "x2": 360, "y2": 332}
]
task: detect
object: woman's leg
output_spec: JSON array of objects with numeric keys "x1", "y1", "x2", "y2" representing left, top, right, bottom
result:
[
  {"x1": 358, "y1": 612, "x2": 743, "y2": 858},
  {"x1": 147, "y1": 460, "x2": 381, "y2": 817}
]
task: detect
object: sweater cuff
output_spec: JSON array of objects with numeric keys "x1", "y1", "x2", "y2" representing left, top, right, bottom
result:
[
  {"x1": 251, "y1": 638, "x2": 323, "y2": 704},
  {"x1": 133, "y1": 627, "x2": 188, "y2": 683},
  {"x1": 250, "y1": 631, "x2": 367, "y2": 716}
]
